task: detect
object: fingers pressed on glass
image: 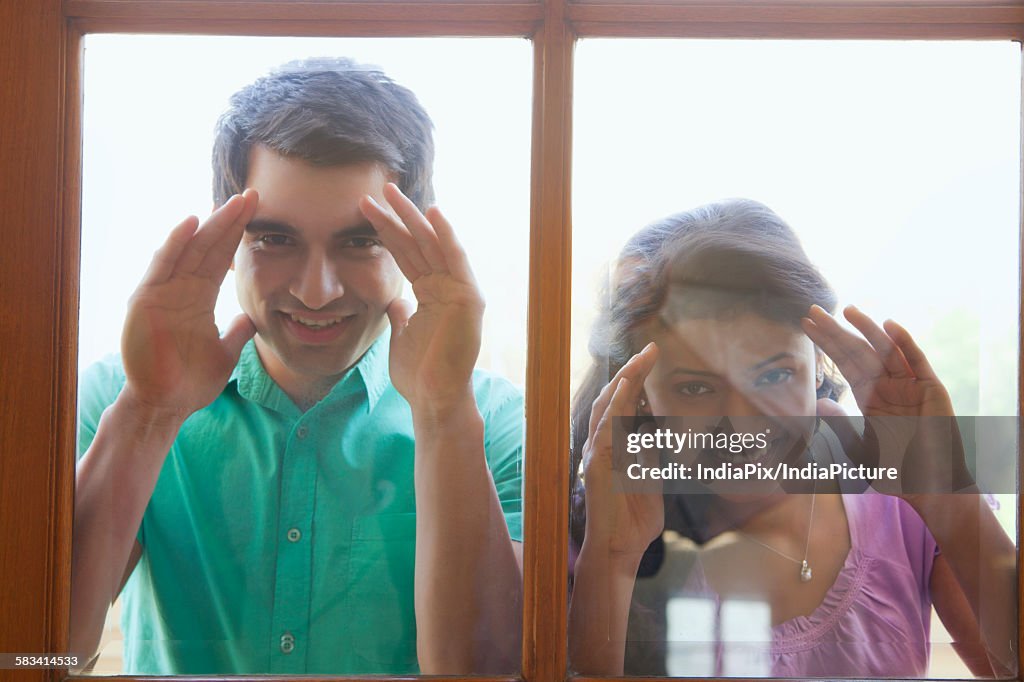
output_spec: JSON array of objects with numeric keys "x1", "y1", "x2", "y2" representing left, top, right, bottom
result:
[
  {"x1": 383, "y1": 183, "x2": 449, "y2": 274},
  {"x1": 588, "y1": 343, "x2": 658, "y2": 438},
  {"x1": 882, "y1": 318, "x2": 938, "y2": 380},
  {"x1": 194, "y1": 190, "x2": 259, "y2": 281},
  {"x1": 804, "y1": 305, "x2": 884, "y2": 386},
  {"x1": 595, "y1": 376, "x2": 634, "y2": 451},
  {"x1": 140, "y1": 215, "x2": 199, "y2": 286},
  {"x1": 359, "y1": 194, "x2": 429, "y2": 280},
  {"x1": 842, "y1": 305, "x2": 912, "y2": 378},
  {"x1": 171, "y1": 193, "x2": 247, "y2": 277},
  {"x1": 424, "y1": 205, "x2": 475, "y2": 283}
]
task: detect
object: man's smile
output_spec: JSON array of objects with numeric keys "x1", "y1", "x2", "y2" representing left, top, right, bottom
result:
[{"x1": 279, "y1": 311, "x2": 355, "y2": 343}]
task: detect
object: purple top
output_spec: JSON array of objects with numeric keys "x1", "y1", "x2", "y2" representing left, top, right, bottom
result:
[{"x1": 685, "y1": 493, "x2": 937, "y2": 678}]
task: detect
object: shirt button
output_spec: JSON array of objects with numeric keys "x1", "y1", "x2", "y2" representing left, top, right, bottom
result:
[
  {"x1": 296, "y1": 425, "x2": 308, "y2": 440},
  {"x1": 287, "y1": 528, "x2": 301, "y2": 542},
  {"x1": 280, "y1": 632, "x2": 295, "y2": 654}
]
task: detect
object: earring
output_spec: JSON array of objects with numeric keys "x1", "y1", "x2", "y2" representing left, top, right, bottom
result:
[
  {"x1": 816, "y1": 368, "x2": 825, "y2": 384},
  {"x1": 637, "y1": 397, "x2": 648, "y2": 410}
]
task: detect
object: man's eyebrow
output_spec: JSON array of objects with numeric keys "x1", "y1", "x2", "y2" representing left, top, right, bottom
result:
[
  {"x1": 244, "y1": 219, "x2": 297, "y2": 235},
  {"x1": 333, "y1": 222, "x2": 378, "y2": 239},
  {"x1": 749, "y1": 352, "x2": 794, "y2": 371},
  {"x1": 242, "y1": 221, "x2": 379, "y2": 238}
]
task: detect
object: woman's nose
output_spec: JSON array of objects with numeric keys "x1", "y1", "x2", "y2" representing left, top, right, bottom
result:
[
  {"x1": 290, "y1": 252, "x2": 344, "y2": 310},
  {"x1": 724, "y1": 389, "x2": 761, "y2": 418}
]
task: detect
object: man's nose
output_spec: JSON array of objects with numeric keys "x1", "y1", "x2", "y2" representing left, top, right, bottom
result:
[{"x1": 290, "y1": 252, "x2": 344, "y2": 310}]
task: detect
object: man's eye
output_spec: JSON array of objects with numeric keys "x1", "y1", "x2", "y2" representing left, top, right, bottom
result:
[
  {"x1": 755, "y1": 368, "x2": 794, "y2": 387},
  {"x1": 675, "y1": 382, "x2": 713, "y2": 397},
  {"x1": 344, "y1": 237, "x2": 383, "y2": 249},
  {"x1": 257, "y1": 234, "x2": 294, "y2": 247}
]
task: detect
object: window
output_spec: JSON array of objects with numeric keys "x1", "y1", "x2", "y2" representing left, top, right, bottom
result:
[
  {"x1": 571, "y1": 38, "x2": 1019, "y2": 678},
  {"x1": 1, "y1": 2, "x2": 1021, "y2": 681},
  {"x1": 78, "y1": 33, "x2": 531, "y2": 674}
]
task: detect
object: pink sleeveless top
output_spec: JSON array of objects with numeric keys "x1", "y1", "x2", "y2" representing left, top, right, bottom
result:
[{"x1": 683, "y1": 493, "x2": 937, "y2": 677}]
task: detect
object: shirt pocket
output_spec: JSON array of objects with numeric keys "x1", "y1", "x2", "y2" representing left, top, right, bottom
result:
[{"x1": 347, "y1": 513, "x2": 418, "y2": 671}]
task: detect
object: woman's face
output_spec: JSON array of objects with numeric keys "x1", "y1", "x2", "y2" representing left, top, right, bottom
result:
[{"x1": 640, "y1": 310, "x2": 821, "y2": 476}]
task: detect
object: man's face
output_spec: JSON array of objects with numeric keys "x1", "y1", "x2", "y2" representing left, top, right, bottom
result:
[{"x1": 234, "y1": 145, "x2": 403, "y2": 395}]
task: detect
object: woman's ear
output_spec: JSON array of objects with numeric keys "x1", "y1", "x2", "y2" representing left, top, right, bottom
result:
[{"x1": 636, "y1": 390, "x2": 652, "y2": 416}]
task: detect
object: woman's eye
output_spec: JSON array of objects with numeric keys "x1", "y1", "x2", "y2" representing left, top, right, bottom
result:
[
  {"x1": 675, "y1": 382, "x2": 713, "y2": 397},
  {"x1": 755, "y1": 368, "x2": 794, "y2": 387},
  {"x1": 257, "y1": 234, "x2": 293, "y2": 247}
]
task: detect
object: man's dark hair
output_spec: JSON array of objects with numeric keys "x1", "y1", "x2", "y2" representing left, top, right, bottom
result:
[{"x1": 212, "y1": 57, "x2": 435, "y2": 209}]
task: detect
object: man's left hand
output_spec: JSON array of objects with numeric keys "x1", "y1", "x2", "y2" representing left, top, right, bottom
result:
[{"x1": 360, "y1": 183, "x2": 484, "y2": 417}]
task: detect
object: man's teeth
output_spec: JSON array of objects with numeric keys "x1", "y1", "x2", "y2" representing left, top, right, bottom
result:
[{"x1": 290, "y1": 314, "x2": 344, "y2": 328}]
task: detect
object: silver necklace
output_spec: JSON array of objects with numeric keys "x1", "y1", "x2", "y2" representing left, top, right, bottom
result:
[{"x1": 737, "y1": 493, "x2": 816, "y2": 583}]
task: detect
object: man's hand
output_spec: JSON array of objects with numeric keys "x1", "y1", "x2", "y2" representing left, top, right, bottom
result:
[
  {"x1": 121, "y1": 191, "x2": 259, "y2": 421},
  {"x1": 359, "y1": 183, "x2": 484, "y2": 416}
]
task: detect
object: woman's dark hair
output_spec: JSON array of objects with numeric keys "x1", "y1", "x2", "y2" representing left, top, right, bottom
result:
[
  {"x1": 569, "y1": 199, "x2": 841, "y2": 551},
  {"x1": 212, "y1": 57, "x2": 435, "y2": 210}
]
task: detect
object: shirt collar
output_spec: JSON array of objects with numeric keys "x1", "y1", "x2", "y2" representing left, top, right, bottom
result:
[
  {"x1": 351, "y1": 326, "x2": 390, "y2": 411},
  {"x1": 229, "y1": 328, "x2": 391, "y2": 413}
]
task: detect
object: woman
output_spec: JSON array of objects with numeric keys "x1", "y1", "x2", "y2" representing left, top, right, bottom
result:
[{"x1": 568, "y1": 199, "x2": 1014, "y2": 678}]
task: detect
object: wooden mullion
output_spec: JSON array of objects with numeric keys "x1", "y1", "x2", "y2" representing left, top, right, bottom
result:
[
  {"x1": 570, "y1": 19, "x2": 1024, "y2": 38},
  {"x1": 0, "y1": 2, "x2": 69, "y2": 682},
  {"x1": 48, "y1": 20, "x2": 84, "y2": 682},
  {"x1": 69, "y1": 18, "x2": 541, "y2": 37},
  {"x1": 1017, "y1": 39, "x2": 1024, "y2": 682},
  {"x1": 63, "y1": 1, "x2": 542, "y2": 21},
  {"x1": 568, "y1": 1, "x2": 1024, "y2": 38},
  {"x1": 65, "y1": 0, "x2": 544, "y2": 36},
  {"x1": 522, "y1": 2, "x2": 574, "y2": 682},
  {"x1": 569, "y1": 2, "x2": 1024, "y2": 23}
]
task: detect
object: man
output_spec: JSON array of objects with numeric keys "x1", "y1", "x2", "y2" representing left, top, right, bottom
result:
[{"x1": 71, "y1": 58, "x2": 523, "y2": 675}]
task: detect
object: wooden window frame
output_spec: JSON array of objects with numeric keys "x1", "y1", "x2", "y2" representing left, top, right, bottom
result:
[{"x1": 1, "y1": 2, "x2": 1022, "y2": 682}]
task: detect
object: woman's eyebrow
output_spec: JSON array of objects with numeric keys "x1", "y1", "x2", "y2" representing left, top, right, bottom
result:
[
  {"x1": 748, "y1": 352, "x2": 795, "y2": 371},
  {"x1": 669, "y1": 367, "x2": 719, "y2": 378}
]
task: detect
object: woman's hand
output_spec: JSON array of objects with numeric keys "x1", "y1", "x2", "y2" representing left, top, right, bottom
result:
[
  {"x1": 802, "y1": 304, "x2": 971, "y2": 495},
  {"x1": 579, "y1": 342, "x2": 665, "y2": 557}
]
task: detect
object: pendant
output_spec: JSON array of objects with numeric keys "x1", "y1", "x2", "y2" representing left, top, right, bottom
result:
[{"x1": 800, "y1": 560, "x2": 813, "y2": 582}]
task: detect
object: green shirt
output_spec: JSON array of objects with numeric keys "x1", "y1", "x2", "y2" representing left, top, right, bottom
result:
[{"x1": 77, "y1": 333, "x2": 524, "y2": 675}]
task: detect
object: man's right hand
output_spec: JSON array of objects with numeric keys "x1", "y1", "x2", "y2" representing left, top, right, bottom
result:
[{"x1": 120, "y1": 191, "x2": 259, "y2": 421}]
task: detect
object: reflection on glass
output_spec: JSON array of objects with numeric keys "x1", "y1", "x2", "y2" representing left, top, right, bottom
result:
[
  {"x1": 569, "y1": 40, "x2": 1020, "y2": 679},
  {"x1": 75, "y1": 36, "x2": 530, "y2": 675}
]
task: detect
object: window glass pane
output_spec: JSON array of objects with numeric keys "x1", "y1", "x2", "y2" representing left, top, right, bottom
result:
[
  {"x1": 569, "y1": 39, "x2": 1019, "y2": 679},
  {"x1": 77, "y1": 34, "x2": 530, "y2": 676}
]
